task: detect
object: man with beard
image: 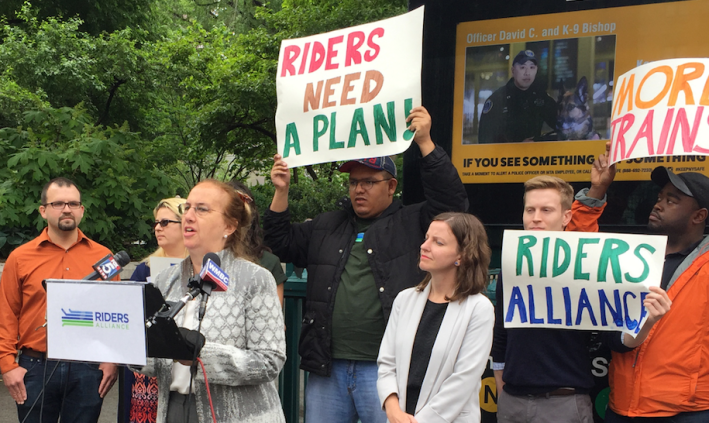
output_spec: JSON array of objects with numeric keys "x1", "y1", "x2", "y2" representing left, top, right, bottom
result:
[
  {"x1": 601, "y1": 166, "x2": 709, "y2": 422},
  {"x1": 0, "y1": 177, "x2": 118, "y2": 423}
]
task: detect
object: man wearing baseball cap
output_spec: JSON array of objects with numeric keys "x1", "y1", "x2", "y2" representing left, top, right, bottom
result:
[
  {"x1": 264, "y1": 106, "x2": 467, "y2": 423},
  {"x1": 478, "y1": 49, "x2": 557, "y2": 144},
  {"x1": 600, "y1": 166, "x2": 709, "y2": 422}
]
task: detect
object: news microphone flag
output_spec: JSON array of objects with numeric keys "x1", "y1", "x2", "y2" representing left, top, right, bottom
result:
[
  {"x1": 84, "y1": 251, "x2": 131, "y2": 281},
  {"x1": 199, "y1": 258, "x2": 229, "y2": 292}
]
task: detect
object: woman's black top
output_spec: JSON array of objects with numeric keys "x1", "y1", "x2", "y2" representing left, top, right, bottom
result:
[{"x1": 405, "y1": 299, "x2": 449, "y2": 415}]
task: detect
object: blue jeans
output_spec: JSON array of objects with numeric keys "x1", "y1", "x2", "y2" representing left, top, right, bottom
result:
[
  {"x1": 605, "y1": 408, "x2": 709, "y2": 422},
  {"x1": 16, "y1": 354, "x2": 104, "y2": 423},
  {"x1": 305, "y1": 359, "x2": 386, "y2": 423}
]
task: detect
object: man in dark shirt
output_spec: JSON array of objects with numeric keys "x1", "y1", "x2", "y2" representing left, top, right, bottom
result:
[
  {"x1": 492, "y1": 175, "x2": 599, "y2": 423},
  {"x1": 478, "y1": 50, "x2": 557, "y2": 144},
  {"x1": 491, "y1": 148, "x2": 672, "y2": 423}
]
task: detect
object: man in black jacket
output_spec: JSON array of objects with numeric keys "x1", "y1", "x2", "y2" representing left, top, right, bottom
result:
[
  {"x1": 478, "y1": 50, "x2": 557, "y2": 144},
  {"x1": 264, "y1": 106, "x2": 467, "y2": 423}
]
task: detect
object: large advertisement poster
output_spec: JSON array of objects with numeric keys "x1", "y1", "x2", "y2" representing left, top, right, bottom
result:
[{"x1": 452, "y1": 0, "x2": 709, "y2": 183}]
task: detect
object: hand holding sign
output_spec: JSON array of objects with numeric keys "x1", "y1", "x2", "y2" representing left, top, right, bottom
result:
[
  {"x1": 642, "y1": 286, "x2": 672, "y2": 326},
  {"x1": 623, "y1": 286, "x2": 672, "y2": 348},
  {"x1": 270, "y1": 154, "x2": 291, "y2": 214},
  {"x1": 271, "y1": 154, "x2": 290, "y2": 191},
  {"x1": 406, "y1": 106, "x2": 434, "y2": 156}
]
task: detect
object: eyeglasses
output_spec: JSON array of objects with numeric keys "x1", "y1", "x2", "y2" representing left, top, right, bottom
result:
[
  {"x1": 348, "y1": 178, "x2": 392, "y2": 191},
  {"x1": 181, "y1": 204, "x2": 218, "y2": 217},
  {"x1": 153, "y1": 219, "x2": 181, "y2": 229},
  {"x1": 43, "y1": 201, "x2": 82, "y2": 210}
]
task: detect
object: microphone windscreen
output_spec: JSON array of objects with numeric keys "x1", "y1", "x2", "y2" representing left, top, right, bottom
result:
[
  {"x1": 114, "y1": 251, "x2": 131, "y2": 267},
  {"x1": 203, "y1": 252, "x2": 220, "y2": 268}
]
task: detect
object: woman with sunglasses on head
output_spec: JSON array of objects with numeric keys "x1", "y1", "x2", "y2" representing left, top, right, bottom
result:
[
  {"x1": 138, "y1": 180, "x2": 286, "y2": 423},
  {"x1": 120, "y1": 197, "x2": 188, "y2": 423},
  {"x1": 377, "y1": 212, "x2": 494, "y2": 423},
  {"x1": 227, "y1": 180, "x2": 286, "y2": 307}
]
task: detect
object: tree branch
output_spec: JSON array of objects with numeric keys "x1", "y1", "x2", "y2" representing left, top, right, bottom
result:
[
  {"x1": 96, "y1": 78, "x2": 127, "y2": 126},
  {"x1": 226, "y1": 120, "x2": 276, "y2": 142},
  {"x1": 305, "y1": 165, "x2": 318, "y2": 180}
]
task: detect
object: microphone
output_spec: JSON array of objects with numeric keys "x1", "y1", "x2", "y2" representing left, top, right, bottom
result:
[
  {"x1": 199, "y1": 253, "x2": 229, "y2": 293},
  {"x1": 82, "y1": 251, "x2": 131, "y2": 280},
  {"x1": 162, "y1": 282, "x2": 202, "y2": 321},
  {"x1": 198, "y1": 253, "x2": 229, "y2": 320},
  {"x1": 157, "y1": 253, "x2": 227, "y2": 322}
]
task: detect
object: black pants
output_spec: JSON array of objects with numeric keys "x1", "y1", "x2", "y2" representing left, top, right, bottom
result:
[{"x1": 166, "y1": 391, "x2": 199, "y2": 423}]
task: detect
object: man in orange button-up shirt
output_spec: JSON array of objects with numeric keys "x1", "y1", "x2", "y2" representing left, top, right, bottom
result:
[{"x1": 0, "y1": 177, "x2": 119, "y2": 423}]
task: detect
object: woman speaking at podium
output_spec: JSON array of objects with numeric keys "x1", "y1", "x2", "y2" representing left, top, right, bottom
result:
[{"x1": 139, "y1": 180, "x2": 286, "y2": 423}]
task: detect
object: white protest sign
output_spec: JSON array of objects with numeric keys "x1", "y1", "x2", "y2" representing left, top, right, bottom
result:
[
  {"x1": 275, "y1": 7, "x2": 423, "y2": 168},
  {"x1": 501, "y1": 230, "x2": 667, "y2": 335},
  {"x1": 610, "y1": 58, "x2": 709, "y2": 164},
  {"x1": 148, "y1": 256, "x2": 183, "y2": 283},
  {"x1": 46, "y1": 280, "x2": 147, "y2": 365}
]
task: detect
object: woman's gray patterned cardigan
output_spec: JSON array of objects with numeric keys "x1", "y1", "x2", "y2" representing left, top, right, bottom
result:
[{"x1": 140, "y1": 250, "x2": 286, "y2": 423}]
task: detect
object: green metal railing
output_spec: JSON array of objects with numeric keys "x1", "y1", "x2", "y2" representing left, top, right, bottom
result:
[{"x1": 278, "y1": 270, "x2": 308, "y2": 423}]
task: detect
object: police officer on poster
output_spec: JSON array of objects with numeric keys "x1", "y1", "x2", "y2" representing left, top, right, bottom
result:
[{"x1": 478, "y1": 50, "x2": 557, "y2": 144}]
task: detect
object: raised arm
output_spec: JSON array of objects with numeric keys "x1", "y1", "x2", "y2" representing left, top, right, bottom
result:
[
  {"x1": 408, "y1": 107, "x2": 467, "y2": 229},
  {"x1": 567, "y1": 142, "x2": 615, "y2": 232},
  {"x1": 587, "y1": 141, "x2": 616, "y2": 201},
  {"x1": 407, "y1": 106, "x2": 435, "y2": 157},
  {"x1": 263, "y1": 154, "x2": 316, "y2": 267}
]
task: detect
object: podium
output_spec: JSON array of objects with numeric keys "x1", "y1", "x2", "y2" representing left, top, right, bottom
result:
[
  {"x1": 143, "y1": 283, "x2": 200, "y2": 361},
  {"x1": 45, "y1": 279, "x2": 147, "y2": 366},
  {"x1": 46, "y1": 280, "x2": 198, "y2": 365}
]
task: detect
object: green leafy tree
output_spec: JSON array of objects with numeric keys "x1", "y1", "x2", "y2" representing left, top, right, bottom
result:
[
  {"x1": 0, "y1": 106, "x2": 174, "y2": 258},
  {"x1": 0, "y1": 8, "x2": 151, "y2": 137},
  {"x1": 0, "y1": 0, "x2": 409, "y2": 257},
  {"x1": 0, "y1": 0, "x2": 156, "y2": 35}
]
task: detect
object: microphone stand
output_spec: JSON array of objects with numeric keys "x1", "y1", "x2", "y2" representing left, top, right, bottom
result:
[
  {"x1": 185, "y1": 282, "x2": 214, "y2": 423},
  {"x1": 145, "y1": 276, "x2": 201, "y2": 328}
]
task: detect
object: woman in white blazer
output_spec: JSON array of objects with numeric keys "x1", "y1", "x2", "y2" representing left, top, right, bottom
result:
[{"x1": 377, "y1": 212, "x2": 494, "y2": 423}]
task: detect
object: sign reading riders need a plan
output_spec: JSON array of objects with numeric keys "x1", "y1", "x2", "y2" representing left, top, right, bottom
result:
[{"x1": 275, "y1": 7, "x2": 424, "y2": 168}]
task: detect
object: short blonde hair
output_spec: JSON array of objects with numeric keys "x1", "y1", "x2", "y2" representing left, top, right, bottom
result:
[
  {"x1": 143, "y1": 197, "x2": 188, "y2": 262},
  {"x1": 523, "y1": 176, "x2": 573, "y2": 210}
]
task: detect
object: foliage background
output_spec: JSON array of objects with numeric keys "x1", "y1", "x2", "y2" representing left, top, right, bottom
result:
[{"x1": 0, "y1": 0, "x2": 407, "y2": 258}]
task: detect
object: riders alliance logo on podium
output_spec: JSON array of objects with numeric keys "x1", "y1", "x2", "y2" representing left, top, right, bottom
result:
[
  {"x1": 61, "y1": 309, "x2": 94, "y2": 327},
  {"x1": 61, "y1": 308, "x2": 130, "y2": 329}
]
